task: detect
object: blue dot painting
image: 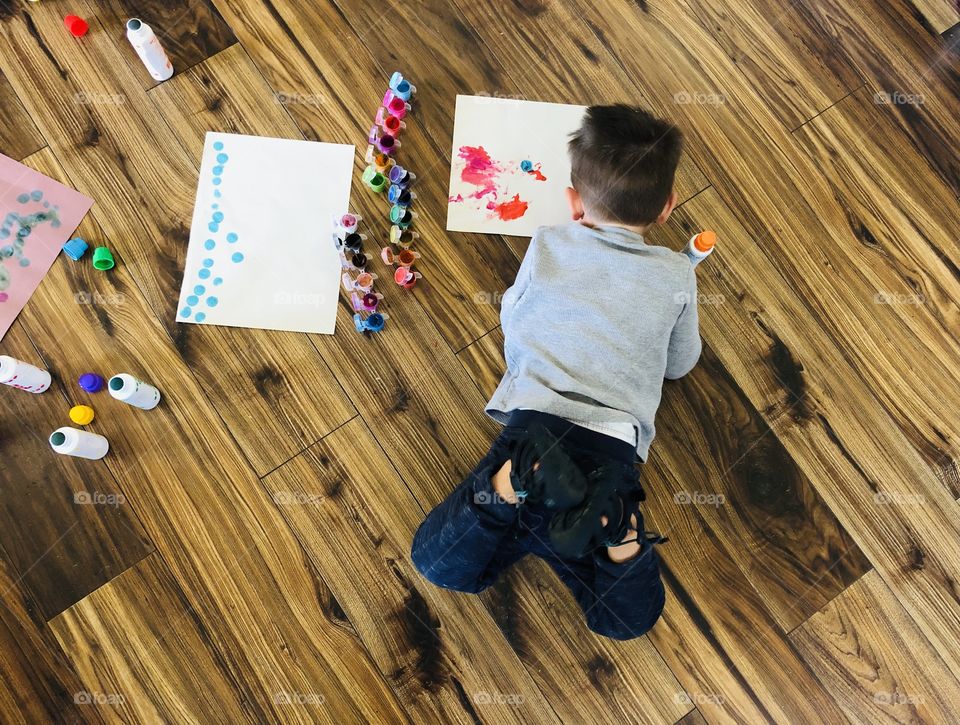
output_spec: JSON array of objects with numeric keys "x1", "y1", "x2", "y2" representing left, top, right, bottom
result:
[{"x1": 175, "y1": 132, "x2": 351, "y2": 333}]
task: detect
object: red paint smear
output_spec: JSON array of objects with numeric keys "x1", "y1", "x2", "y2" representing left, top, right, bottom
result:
[
  {"x1": 529, "y1": 168, "x2": 547, "y2": 181},
  {"x1": 458, "y1": 145, "x2": 502, "y2": 196},
  {"x1": 495, "y1": 194, "x2": 529, "y2": 221}
]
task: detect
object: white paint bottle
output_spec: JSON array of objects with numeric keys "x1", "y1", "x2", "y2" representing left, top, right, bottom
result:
[
  {"x1": 50, "y1": 427, "x2": 109, "y2": 460},
  {"x1": 109, "y1": 373, "x2": 161, "y2": 410},
  {"x1": 126, "y1": 18, "x2": 173, "y2": 81},
  {"x1": 0, "y1": 355, "x2": 52, "y2": 393}
]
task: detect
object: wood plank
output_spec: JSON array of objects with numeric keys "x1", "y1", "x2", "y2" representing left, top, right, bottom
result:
[
  {"x1": 10, "y1": 113, "x2": 408, "y2": 725},
  {"x1": 479, "y1": 560, "x2": 691, "y2": 725},
  {"x1": 0, "y1": 553, "x2": 103, "y2": 723},
  {"x1": 791, "y1": 86, "x2": 960, "y2": 491},
  {"x1": 791, "y1": 570, "x2": 960, "y2": 723},
  {"x1": 0, "y1": 70, "x2": 43, "y2": 160},
  {"x1": 147, "y1": 43, "x2": 501, "y2": 507},
  {"x1": 0, "y1": 312, "x2": 153, "y2": 620},
  {"x1": 0, "y1": 3, "x2": 357, "y2": 476},
  {"x1": 909, "y1": 0, "x2": 960, "y2": 34},
  {"x1": 682, "y1": 0, "x2": 864, "y2": 129},
  {"x1": 645, "y1": 187, "x2": 960, "y2": 681},
  {"x1": 801, "y1": 0, "x2": 960, "y2": 195},
  {"x1": 642, "y1": 460, "x2": 845, "y2": 723},
  {"x1": 262, "y1": 417, "x2": 566, "y2": 725},
  {"x1": 95, "y1": 0, "x2": 237, "y2": 89},
  {"x1": 675, "y1": 709, "x2": 707, "y2": 725},
  {"x1": 210, "y1": 0, "x2": 519, "y2": 350},
  {"x1": 50, "y1": 553, "x2": 254, "y2": 724}
]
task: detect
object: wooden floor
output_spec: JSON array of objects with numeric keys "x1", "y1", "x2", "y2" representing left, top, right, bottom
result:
[{"x1": 1, "y1": 0, "x2": 958, "y2": 722}]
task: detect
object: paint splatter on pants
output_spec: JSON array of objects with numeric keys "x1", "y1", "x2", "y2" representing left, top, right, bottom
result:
[{"x1": 411, "y1": 415, "x2": 665, "y2": 641}]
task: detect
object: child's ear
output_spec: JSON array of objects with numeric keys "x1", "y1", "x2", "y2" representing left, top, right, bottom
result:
[
  {"x1": 565, "y1": 186, "x2": 585, "y2": 221},
  {"x1": 655, "y1": 190, "x2": 678, "y2": 225}
]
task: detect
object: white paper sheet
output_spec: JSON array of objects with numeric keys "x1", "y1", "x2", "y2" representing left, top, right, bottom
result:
[
  {"x1": 176, "y1": 132, "x2": 353, "y2": 334},
  {"x1": 446, "y1": 95, "x2": 587, "y2": 237}
]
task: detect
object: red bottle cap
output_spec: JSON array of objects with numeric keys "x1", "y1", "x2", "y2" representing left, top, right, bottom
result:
[{"x1": 64, "y1": 15, "x2": 90, "y2": 37}]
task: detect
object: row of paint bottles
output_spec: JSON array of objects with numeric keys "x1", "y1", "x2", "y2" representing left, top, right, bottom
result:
[{"x1": 1, "y1": 358, "x2": 160, "y2": 410}]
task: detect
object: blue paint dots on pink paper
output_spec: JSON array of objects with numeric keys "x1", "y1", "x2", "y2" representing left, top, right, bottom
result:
[
  {"x1": 30, "y1": 190, "x2": 43, "y2": 201},
  {"x1": 16, "y1": 193, "x2": 29, "y2": 204},
  {"x1": 226, "y1": 232, "x2": 238, "y2": 243},
  {"x1": 231, "y1": 252, "x2": 244, "y2": 263},
  {"x1": 18, "y1": 258, "x2": 29, "y2": 267}
]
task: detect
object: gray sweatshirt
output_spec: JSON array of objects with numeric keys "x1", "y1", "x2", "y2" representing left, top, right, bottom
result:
[{"x1": 485, "y1": 222, "x2": 701, "y2": 461}]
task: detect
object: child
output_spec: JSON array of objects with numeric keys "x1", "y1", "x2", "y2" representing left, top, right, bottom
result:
[{"x1": 411, "y1": 105, "x2": 701, "y2": 640}]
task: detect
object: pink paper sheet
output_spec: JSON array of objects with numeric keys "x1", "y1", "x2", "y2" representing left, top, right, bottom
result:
[{"x1": 0, "y1": 153, "x2": 93, "y2": 340}]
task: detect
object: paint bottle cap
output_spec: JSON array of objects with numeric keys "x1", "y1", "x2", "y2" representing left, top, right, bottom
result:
[
  {"x1": 394, "y1": 267, "x2": 414, "y2": 285},
  {"x1": 389, "y1": 205, "x2": 407, "y2": 224},
  {"x1": 388, "y1": 71, "x2": 405, "y2": 90},
  {"x1": 392, "y1": 79, "x2": 415, "y2": 101},
  {"x1": 351, "y1": 252, "x2": 368, "y2": 269},
  {"x1": 383, "y1": 116, "x2": 404, "y2": 134},
  {"x1": 387, "y1": 97, "x2": 410, "y2": 118},
  {"x1": 693, "y1": 230, "x2": 717, "y2": 252},
  {"x1": 362, "y1": 293, "x2": 380, "y2": 310},
  {"x1": 377, "y1": 134, "x2": 398, "y2": 154},
  {"x1": 343, "y1": 232, "x2": 364, "y2": 253},
  {"x1": 78, "y1": 372, "x2": 105, "y2": 392},
  {"x1": 62, "y1": 237, "x2": 89, "y2": 261},
  {"x1": 92, "y1": 246, "x2": 115, "y2": 270},
  {"x1": 64, "y1": 15, "x2": 89, "y2": 37},
  {"x1": 69, "y1": 404, "x2": 95, "y2": 425},
  {"x1": 355, "y1": 272, "x2": 377, "y2": 290}
]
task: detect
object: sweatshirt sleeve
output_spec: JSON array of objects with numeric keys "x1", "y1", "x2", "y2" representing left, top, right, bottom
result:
[
  {"x1": 499, "y1": 233, "x2": 538, "y2": 328},
  {"x1": 664, "y1": 265, "x2": 702, "y2": 380}
]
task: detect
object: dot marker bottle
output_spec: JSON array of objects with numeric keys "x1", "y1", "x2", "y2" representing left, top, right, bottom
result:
[
  {"x1": 0, "y1": 355, "x2": 52, "y2": 393},
  {"x1": 50, "y1": 427, "x2": 109, "y2": 459},
  {"x1": 108, "y1": 373, "x2": 161, "y2": 410},
  {"x1": 684, "y1": 230, "x2": 716, "y2": 267},
  {"x1": 126, "y1": 18, "x2": 173, "y2": 82}
]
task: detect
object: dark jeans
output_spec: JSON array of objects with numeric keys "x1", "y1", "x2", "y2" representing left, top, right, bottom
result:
[{"x1": 411, "y1": 411, "x2": 665, "y2": 641}]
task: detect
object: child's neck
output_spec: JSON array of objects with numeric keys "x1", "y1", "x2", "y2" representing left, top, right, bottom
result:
[{"x1": 579, "y1": 217, "x2": 650, "y2": 236}]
